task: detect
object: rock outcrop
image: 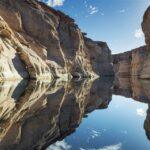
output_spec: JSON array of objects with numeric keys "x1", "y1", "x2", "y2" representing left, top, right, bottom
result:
[
  {"x1": 113, "y1": 45, "x2": 150, "y2": 79},
  {"x1": 84, "y1": 37, "x2": 114, "y2": 76},
  {"x1": 142, "y1": 6, "x2": 150, "y2": 46},
  {"x1": 113, "y1": 51, "x2": 132, "y2": 77},
  {"x1": 0, "y1": 0, "x2": 113, "y2": 80},
  {"x1": 112, "y1": 46, "x2": 150, "y2": 78}
]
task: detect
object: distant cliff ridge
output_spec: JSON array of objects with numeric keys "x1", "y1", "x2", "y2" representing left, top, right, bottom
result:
[
  {"x1": 113, "y1": 6, "x2": 150, "y2": 79},
  {"x1": 0, "y1": 0, "x2": 113, "y2": 81}
]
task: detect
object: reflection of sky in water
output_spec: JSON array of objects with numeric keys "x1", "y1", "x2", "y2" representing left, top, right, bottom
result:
[{"x1": 47, "y1": 95, "x2": 150, "y2": 150}]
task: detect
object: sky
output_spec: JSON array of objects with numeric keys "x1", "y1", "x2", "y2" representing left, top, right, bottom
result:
[{"x1": 40, "y1": 0, "x2": 150, "y2": 54}]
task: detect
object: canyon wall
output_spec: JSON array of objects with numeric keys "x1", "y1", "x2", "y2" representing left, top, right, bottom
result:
[
  {"x1": 113, "y1": 46, "x2": 150, "y2": 78},
  {"x1": 113, "y1": 6, "x2": 150, "y2": 78},
  {"x1": 142, "y1": 6, "x2": 150, "y2": 47},
  {"x1": 0, "y1": 0, "x2": 113, "y2": 80},
  {"x1": 0, "y1": 1, "x2": 150, "y2": 80}
]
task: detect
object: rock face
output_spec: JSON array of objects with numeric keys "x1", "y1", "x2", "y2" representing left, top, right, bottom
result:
[
  {"x1": 142, "y1": 6, "x2": 150, "y2": 46},
  {"x1": 84, "y1": 38, "x2": 114, "y2": 76},
  {"x1": 112, "y1": 46, "x2": 150, "y2": 78},
  {"x1": 113, "y1": 46, "x2": 150, "y2": 79},
  {"x1": 0, "y1": 0, "x2": 113, "y2": 80},
  {"x1": 113, "y1": 51, "x2": 132, "y2": 77}
]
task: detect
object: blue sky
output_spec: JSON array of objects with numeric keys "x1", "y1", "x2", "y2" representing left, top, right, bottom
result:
[{"x1": 41, "y1": 0, "x2": 150, "y2": 54}]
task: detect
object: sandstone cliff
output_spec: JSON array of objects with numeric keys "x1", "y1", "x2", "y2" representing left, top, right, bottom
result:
[
  {"x1": 113, "y1": 46, "x2": 150, "y2": 78},
  {"x1": 142, "y1": 6, "x2": 150, "y2": 47},
  {"x1": 0, "y1": 0, "x2": 113, "y2": 80}
]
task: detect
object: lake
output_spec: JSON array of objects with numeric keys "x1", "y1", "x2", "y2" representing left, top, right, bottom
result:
[{"x1": 0, "y1": 77, "x2": 150, "y2": 150}]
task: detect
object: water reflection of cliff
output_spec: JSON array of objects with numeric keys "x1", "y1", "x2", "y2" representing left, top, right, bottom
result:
[
  {"x1": 113, "y1": 77, "x2": 150, "y2": 142},
  {"x1": 0, "y1": 77, "x2": 150, "y2": 149},
  {"x1": 113, "y1": 77, "x2": 150, "y2": 103},
  {"x1": 0, "y1": 78, "x2": 113, "y2": 150}
]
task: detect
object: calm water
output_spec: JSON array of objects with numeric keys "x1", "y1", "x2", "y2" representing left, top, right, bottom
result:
[{"x1": 0, "y1": 77, "x2": 150, "y2": 150}]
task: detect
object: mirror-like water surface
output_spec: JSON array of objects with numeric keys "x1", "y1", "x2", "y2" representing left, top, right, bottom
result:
[{"x1": 0, "y1": 77, "x2": 150, "y2": 150}]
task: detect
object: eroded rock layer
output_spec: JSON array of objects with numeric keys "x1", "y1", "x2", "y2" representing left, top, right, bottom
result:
[{"x1": 0, "y1": 0, "x2": 113, "y2": 80}]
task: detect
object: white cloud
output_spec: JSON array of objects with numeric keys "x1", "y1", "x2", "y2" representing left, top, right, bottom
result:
[
  {"x1": 47, "y1": 140, "x2": 71, "y2": 150},
  {"x1": 121, "y1": 130, "x2": 127, "y2": 135},
  {"x1": 134, "y1": 28, "x2": 144, "y2": 39},
  {"x1": 119, "y1": 9, "x2": 125, "y2": 13},
  {"x1": 88, "y1": 5, "x2": 99, "y2": 15},
  {"x1": 136, "y1": 108, "x2": 146, "y2": 117},
  {"x1": 40, "y1": 0, "x2": 65, "y2": 7},
  {"x1": 97, "y1": 143, "x2": 122, "y2": 150},
  {"x1": 80, "y1": 143, "x2": 122, "y2": 150},
  {"x1": 84, "y1": 0, "x2": 88, "y2": 8},
  {"x1": 84, "y1": 1, "x2": 100, "y2": 16},
  {"x1": 91, "y1": 130, "x2": 101, "y2": 139}
]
